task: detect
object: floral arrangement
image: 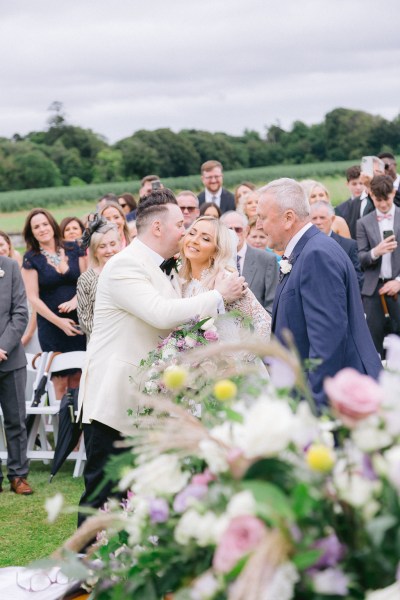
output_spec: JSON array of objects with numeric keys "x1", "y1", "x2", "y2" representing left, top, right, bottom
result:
[{"x1": 49, "y1": 335, "x2": 400, "y2": 599}]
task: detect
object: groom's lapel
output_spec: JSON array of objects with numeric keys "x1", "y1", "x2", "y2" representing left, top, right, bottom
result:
[
  {"x1": 130, "y1": 240, "x2": 181, "y2": 297},
  {"x1": 272, "y1": 225, "x2": 320, "y2": 327}
]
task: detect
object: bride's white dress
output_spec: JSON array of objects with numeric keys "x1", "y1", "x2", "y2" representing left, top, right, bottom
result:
[{"x1": 181, "y1": 271, "x2": 271, "y2": 363}]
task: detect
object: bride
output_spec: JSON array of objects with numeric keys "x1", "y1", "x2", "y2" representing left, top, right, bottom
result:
[{"x1": 179, "y1": 216, "x2": 271, "y2": 355}]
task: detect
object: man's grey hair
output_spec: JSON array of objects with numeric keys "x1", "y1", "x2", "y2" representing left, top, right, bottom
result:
[
  {"x1": 220, "y1": 210, "x2": 249, "y2": 227},
  {"x1": 309, "y1": 201, "x2": 335, "y2": 217},
  {"x1": 176, "y1": 190, "x2": 199, "y2": 206},
  {"x1": 259, "y1": 178, "x2": 310, "y2": 219}
]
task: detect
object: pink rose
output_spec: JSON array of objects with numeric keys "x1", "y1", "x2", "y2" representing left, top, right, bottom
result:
[
  {"x1": 213, "y1": 515, "x2": 266, "y2": 573},
  {"x1": 204, "y1": 329, "x2": 219, "y2": 342},
  {"x1": 191, "y1": 469, "x2": 215, "y2": 486},
  {"x1": 324, "y1": 368, "x2": 383, "y2": 427}
]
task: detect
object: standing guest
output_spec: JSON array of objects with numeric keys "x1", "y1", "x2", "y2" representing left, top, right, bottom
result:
[
  {"x1": 139, "y1": 175, "x2": 162, "y2": 200},
  {"x1": 0, "y1": 255, "x2": 32, "y2": 495},
  {"x1": 310, "y1": 201, "x2": 363, "y2": 290},
  {"x1": 336, "y1": 165, "x2": 376, "y2": 239},
  {"x1": 127, "y1": 220, "x2": 137, "y2": 240},
  {"x1": 77, "y1": 189, "x2": 245, "y2": 522},
  {"x1": 198, "y1": 160, "x2": 235, "y2": 214},
  {"x1": 60, "y1": 217, "x2": 85, "y2": 242},
  {"x1": 99, "y1": 201, "x2": 130, "y2": 248},
  {"x1": 199, "y1": 202, "x2": 221, "y2": 218},
  {"x1": 21, "y1": 209, "x2": 86, "y2": 399},
  {"x1": 239, "y1": 191, "x2": 260, "y2": 220},
  {"x1": 96, "y1": 193, "x2": 118, "y2": 212},
  {"x1": 378, "y1": 152, "x2": 400, "y2": 207},
  {"x1": 0, "y1": 230, "x2": 22, "y2": 267},
  {"x1": 301, "y1": 180, "x2": 351, "y2": 238},
  {"x1": 77, "y1": 218, "x2": 121, "y2": 342},
  {"x1": 221, "y1": 211, "x2": 278, "y2": 315},
  {"x1": 176, "y1": 191, "x2": 200, "y2": 229},
  {"x1": 258, "y1": 178, "x2": 381, "y2": 408},
  {"x1": 357, "y1": 175, "x2": 400, "y2": 357},
  {"x1": 246, "y1": 216, "x2": 268, "y2": 250},
  {"x1": 118, "y1": 193, "x2": 137, "y2": 222},
  {"x1": 234, "y1": 181, "x2": 256, "y2": 208}
]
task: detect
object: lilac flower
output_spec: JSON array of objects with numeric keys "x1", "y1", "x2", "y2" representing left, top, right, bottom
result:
[
  {"x1": 267, "y1": 357, "x2": 296, "y2": 389},
  {"x1": 311, "y1": 568, "x2": 349, "y2": 596},
  {"x1": 173, "y1": 484, "x2": 208, "y2": 513},
  {"x1": 362, "y1": 454, "x2": 377, "y2": 481},
  {"x1": 149, "y1": 498, "x2": 169, "y2": 524},
  {"x1": 313, "y1": 534, "x2": 346, "y2": 569}
]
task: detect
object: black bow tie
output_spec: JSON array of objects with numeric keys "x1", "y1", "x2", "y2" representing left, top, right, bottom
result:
[{"x1": 160, "y1": 257, "x2": 178, "y2": 276}]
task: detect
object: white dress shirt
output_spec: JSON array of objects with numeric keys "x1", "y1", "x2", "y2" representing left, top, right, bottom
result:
[
  {"x1": 284, "y1": 223, "x2": 313, "y2": 259},
  {"x1": 370, "y1": 206, "x2": 395, "y2": 279},
  {"x1": 205, "y1": 188, "x2": 222, "y2": 207},
  {"x1": 236, "y1": 242, "x2": 248, "y2": 275}
]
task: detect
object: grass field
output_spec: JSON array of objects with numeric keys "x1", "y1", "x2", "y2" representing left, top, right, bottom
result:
[
  {"x1": 0, "y1": 461, "x2": 83, "y2": 567},
  {"x1": 0, "y1": 175, "x2": 349, "y2": 235}
]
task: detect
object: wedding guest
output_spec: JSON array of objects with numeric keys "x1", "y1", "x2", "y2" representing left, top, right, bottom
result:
[
  {"x1": 198, "y1": 160, "x2": 235, "y2": 214},
  {"x1": 258, "y1": 177, "x2": 381, "y2": 408},
  {"x1": 99, "y1": 201, "x2": 130, "y2": 248},
  {"x1": 118, "y1": 192, "x2": 137, "y2": 222},
  {"x1": 246, "y1": 216, "x2": 268, "y2": 249},
  {"x1": 378, "y1": 152, "x2": 400, "y2": 206},
  {"x1": 139, "y1": 175, "x2": 162, "y2": 200},
  {"x1": 176, "y1": 191, "x2": 200, "y2": 229},
  {"x1": 60, "y1": 217, "x2": 85, "y2": 242},
  {"x1": 77, "y1": 218, "x2": 121, "y2": 341},
  {"x1": 301, "y1": 179, "x2": 351, "y2": 238},
  {"x1": 21, "y1": 209, "x2": 86, "y2": 399},
  {"x1": 127, "y1": 220, "x2": 137, "y2": 239},
  {"x1": 239, "y1": 190, "x2": 260, "y2": 220},
  {"x1": 0, "y1": 230, "x2": 22, "y2": 267},
  {"x1": 234, "y1": 181, "x2": 256, "y2": 208},
  {"x1": 0, "y1": 254, "x2": 32, "y2": 495},
  {"x1": 96, "y1": 193, "x2": 118, "y2": 212},
  {"x1": 199, "y1": 202, "x2": 221, "y2": 218}
]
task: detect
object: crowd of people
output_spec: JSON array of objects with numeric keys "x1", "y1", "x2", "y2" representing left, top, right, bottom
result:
[{"x1": 0, "y1": 154, "x2": 399, "y2": 505}]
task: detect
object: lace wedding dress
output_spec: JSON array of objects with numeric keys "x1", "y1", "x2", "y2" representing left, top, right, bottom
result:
[{"x1": 181, "y1": 270, "x2": 271, "y2": 365}]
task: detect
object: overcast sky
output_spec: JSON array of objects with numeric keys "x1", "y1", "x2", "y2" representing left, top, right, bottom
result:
[{"x1": 0, "y1": 0, "x2": 399, "y2": 144}]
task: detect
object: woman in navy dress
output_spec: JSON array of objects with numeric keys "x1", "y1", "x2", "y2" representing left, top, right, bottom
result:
[{"x1": 22, "y1": 208, "x2": 86, "y2": 398}]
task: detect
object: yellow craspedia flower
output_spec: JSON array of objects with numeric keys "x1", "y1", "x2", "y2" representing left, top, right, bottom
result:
[
  {"x1": 162, "y1": 366, "x2": 188, "y2": 390},
  {"x1": 306, "y1": 444, "x2": 335, "y2": 473},
  {"x1": 213, "y1": 379, "x2": 237, "y2": 401}
]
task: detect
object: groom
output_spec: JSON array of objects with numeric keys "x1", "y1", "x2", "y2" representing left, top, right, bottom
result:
[
  {"x1": 257, "y1": 178, "x2": 381, "y2": 408},
  {"x1": 78, "y1": 189, "x2": 246, "y2": 522}
]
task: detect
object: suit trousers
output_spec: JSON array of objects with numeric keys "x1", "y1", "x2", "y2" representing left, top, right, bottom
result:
[
  {"x1": 78, "y1": 420, "x2": 125, "y2": 528},
  {"x1": 362, "y1": 284, "x2": 400, "y2": 357},
  {"x1": 0, "y1": 367, "x2": 28, "y2": 482}
]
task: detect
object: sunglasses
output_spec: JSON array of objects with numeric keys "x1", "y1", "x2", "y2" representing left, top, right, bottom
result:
[
  {"x1": 228, "y1": 226, "x2": 244, "y2": 234},
  {"x1": 180, "y1": 206, "x2": 198, "y2": 212},
  {"x1": 119, "y1": 203, "x2": 128, "y2": 208}
]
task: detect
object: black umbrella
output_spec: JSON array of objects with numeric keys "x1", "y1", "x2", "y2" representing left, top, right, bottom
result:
[
  {"x1": 380, "y1": 294, "x2": 400, "y2": 335},
  {"x1": 49, "y1": 387, "x2": 82, "y2": 482},
  {"x1": 26, "y1": 352, "x2": 61, "y2": 438}
]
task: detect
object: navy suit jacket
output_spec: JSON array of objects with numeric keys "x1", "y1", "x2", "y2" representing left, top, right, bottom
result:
[
  {"x1": 198, "y1": 188, "x2": 235, "y2": 214},
  {"x1": 272, "y1": 225, "x2": 381, "y2": 407},
  {"x1": 331, "y1": 231, "x2": 364, "y2": 291}
]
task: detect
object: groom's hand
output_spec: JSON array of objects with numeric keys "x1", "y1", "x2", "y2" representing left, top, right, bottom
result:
[{"x1": 215, "y1": 272, "x2": 247, "y2": 303}]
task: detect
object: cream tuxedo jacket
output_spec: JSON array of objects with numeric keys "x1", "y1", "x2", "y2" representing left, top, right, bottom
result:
[{"x1": 78, "y1": 239, "x2": 220, "y2": 434}]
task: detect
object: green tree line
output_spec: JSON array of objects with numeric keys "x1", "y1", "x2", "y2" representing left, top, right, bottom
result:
[{"x1": 0, "y1": 104, "x2": 399, "y2": 192}]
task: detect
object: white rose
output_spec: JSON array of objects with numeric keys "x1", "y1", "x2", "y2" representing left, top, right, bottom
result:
[
  {"x1": 384, "y1": 334, "x2": 400, "y2": 371},
  {"x1": 266, "y1": 562, "x2": 299, "y2": 600},
  {"x1": 190, "y1": 572, "x2": 220, "y2": 600},
  {"x1": 366, "y1": 582, "x2": 400, "y2": 600},
  {"x1": 351, "y1": 416, "x2": 393, "y2": 452},
  {"x1": 209, "y1": 421, "x2": 243, "y2": 447},
  {"x1": 291, "y1": 402, "x2": 320, "y2": 449},
  {"x1": 174, "y1": 509, "x2": 220, "y2": 546},
  {"x1": 200, "y1": 318, "x2": 215, "y2": 331},
  {"x1": 45, "y1": 493, "x2": 64, "y2": 523},
  {"x1": 383, "y1": 446, "x2": 400, "y2": 491},
  {"x1": 280, "y1": 259, "x2": 292, "y2": 275},
  {"x1": 312, "y1": 568, "x2": 349, "y2": 595},
  {"x1": 227, "y1": 490, "x2": 256, "y2": 518},
  {"x1": 333, "y1": 467, "x2": 381, "y2": 508},
  {"x1": 198, "y1": 439, "x2": 229, "y2": 473},
  {"x1": 240, "y1": 399, "x2": 295, "y2": 459},
  {"x1": 184, "y1": 335, "x2": 198, "y2": 348},
  {"x1": 126, "y1": 454, "x2": 190, "y2": 496}
]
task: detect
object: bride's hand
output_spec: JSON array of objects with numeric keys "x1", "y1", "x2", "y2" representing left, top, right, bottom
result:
[{"x1": 214, "y1": 271, "x2": 247, "y2": 303}]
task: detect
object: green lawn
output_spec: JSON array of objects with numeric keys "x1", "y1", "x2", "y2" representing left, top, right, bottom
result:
[
  {"x1": 0, "y1": 461, "x2": 83, "y2": 567},
  {"x1": 0, "y1": 175, "x2": 349, "y2": 235}
]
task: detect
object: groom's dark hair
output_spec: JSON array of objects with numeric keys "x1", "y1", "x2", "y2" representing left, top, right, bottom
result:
[{"x1": 136, "y1": 188, "x2": 178, "y2": 232}]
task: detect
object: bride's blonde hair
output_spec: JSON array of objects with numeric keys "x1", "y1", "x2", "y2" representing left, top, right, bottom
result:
[{"x1": 179, "y1": 216, "x2": 235, "y2": 289}]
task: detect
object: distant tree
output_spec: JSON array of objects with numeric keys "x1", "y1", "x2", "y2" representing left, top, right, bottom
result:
[
  {"x1": 47, "y1": 101, "x2": 67, "y2": 129},
  {"x1": 92, "y1": 148, "x2": 124, "y2": 183},
  {"x1": 7, "y1": 151, "x2": 62, "y2": 189}
]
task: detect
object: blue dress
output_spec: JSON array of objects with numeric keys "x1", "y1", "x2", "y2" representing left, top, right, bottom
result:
[{"x1": 23, "y1": 242, "x2": 86, "y2": 353}]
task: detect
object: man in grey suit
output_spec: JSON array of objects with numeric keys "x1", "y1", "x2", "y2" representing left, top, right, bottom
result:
[
  {"x1": 198, "y1": 160, "x2": 235, "y2": 215},
  {"x1": 0, "y1": 255, "x2": 32, "y2": 494},
  {"x1": 357, "y1": 175, "x2": 400, "y2": 357},
  {"x1": 221, "y1": 211, "x2": 279, "y2": 315}
]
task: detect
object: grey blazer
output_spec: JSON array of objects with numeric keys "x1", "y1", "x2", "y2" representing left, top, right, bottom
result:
[
  {"x1": 242, "y1": 244, "x2": 279, "y2": 315},
  {"x1": 356, "y1": 207, "x2": 400, "y2": 296},
  {"x1": 0, "y1": 256, "x2": 28, "y2": 372}
]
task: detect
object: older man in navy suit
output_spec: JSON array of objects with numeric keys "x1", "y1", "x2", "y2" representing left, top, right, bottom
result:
[{"x1": 257, "y1": 178, "x2": 381, "y2": 408}]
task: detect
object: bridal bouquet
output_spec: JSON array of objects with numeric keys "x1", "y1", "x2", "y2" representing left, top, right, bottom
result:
[{"x1": 50, "y1": 336, "x2": 400, "y2": 599}]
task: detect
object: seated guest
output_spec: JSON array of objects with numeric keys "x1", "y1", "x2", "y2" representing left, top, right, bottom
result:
[
  {"x1": 199, "y1": 202, "x2": 221, "y2": 218},
  {"x1": 176, "y1": 191, "x2": 200, "y2": 229},
  {"x1": 77, "y1": 217, "x2": 121, "y2": 342},
  {"x1": 99, "y1": 201, "x2": 130, "y2": 248},
  {"x1": 60, "y1": 217, "x2": 85, "y2": 242},
  {"x1": 246, "y1": 216, "x2": 268, "y2": 249},
  {"x1": 118, "y1": 193, "x2": 137, "y2": 222},
  {"x1": 220, "y1": 211, "x2": 279, "y2": 315},
  {"x1": 357, "y1": 175, "x2": 400, "y2": 358},
  {"x1": 310, "y1": 201, "x2": 363, "y2": 290},
  {"x1": 198, "y1": 160, "x2": 235, "y2": 214},
  {"x1": 234, "y1": 181, "x2": 256, "y2": 208},
  {"x1": 301, "y1": 179, "x2": 351, "y2": 238},
  {"x1": 0, "y1": 230, "x2": 22, "y2": 267}
]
